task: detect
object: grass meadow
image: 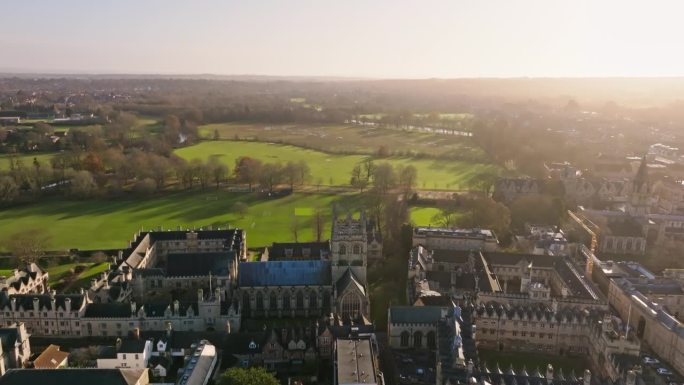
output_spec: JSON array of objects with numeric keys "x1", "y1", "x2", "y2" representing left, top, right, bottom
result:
[
  {"x1": 409, "y1": 206, "x2": 443, "y2": 226},
  {"x1": 198, "y1": 122, "x2": 485, "y2": 160},
  {"x1": 0, "y1": 191, "x2": 363, "y2": 252},
  {"x1": 175, "y1": 140, "x2": 496, "y2": 190},
  {"x1": 0, "y1": 152, "x2": 56, "y2": 171}
]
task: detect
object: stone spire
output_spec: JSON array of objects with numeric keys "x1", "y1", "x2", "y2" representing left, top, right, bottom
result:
[
  {"x1": 628, "y1": 155, "x2": 650, "y2": 216},
  {"x1": 634, "y1": 155, "x2": 648, "y2": 190}
]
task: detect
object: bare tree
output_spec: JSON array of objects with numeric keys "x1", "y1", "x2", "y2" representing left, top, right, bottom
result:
[
  {"x1": 7, "y1": 229, "x2": 51, "y2": 265},
  {"x1": 350, "y1": 165, "x2": 368, "y2": 192},
  {"x1": 398, "y1": 165, "x2": 418, "y2": 196},
  {"x1": 0, "y1": 176, "x2": 19, "y2": 204},
  {"x1": 234, "y1": 157, "x2": 263, "y2": 191},
  {"x1": 233, "y1": 201, "x2": 249, "y2": 218},
  {"x1": 209, "y1": 156, "x2": 228, "y2": 189},
  {"x1": 260, "y1": 162, "x2": 283, "y2": 193},
  {"x1": 291, "y1": 215, "x2": 300, "y2": 242},
  {"x1": 69, "y1": 170, "x2": 98, "y2": 198},
  {"x1": 372, "y1": 163, "x2": 397, "y2": 195}
]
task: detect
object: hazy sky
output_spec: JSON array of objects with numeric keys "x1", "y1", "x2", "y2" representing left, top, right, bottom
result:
[{"x1": 2, "y1": 0, "x2": 683, "y2": 78}]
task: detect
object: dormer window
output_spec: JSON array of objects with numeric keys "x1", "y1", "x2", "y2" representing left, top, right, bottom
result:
[
  {"x1": 302, "y1": 248, "x2": 311, "y2": 258},
  {"x1": 285, "y1": 249, "x2": 293, "y2": 258}
]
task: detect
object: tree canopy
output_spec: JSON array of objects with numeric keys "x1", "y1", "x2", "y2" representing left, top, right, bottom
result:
[{"x1": 217, "y1": 367, "x2": 279, "y2": 385}]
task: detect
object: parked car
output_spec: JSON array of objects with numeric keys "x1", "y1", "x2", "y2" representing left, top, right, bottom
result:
[
  {"x1": 643, "y1": 356, "x2": 660, "y2": 365},
  {"x1": 657, "y1": 368, "x2": 673, "y2": 375}
]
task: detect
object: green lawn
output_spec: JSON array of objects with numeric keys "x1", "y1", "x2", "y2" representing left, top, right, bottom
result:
[
  {"x1": 410, "y1": 207, "x2": 442, "y2": 226},
  {"x1": 46, "y1": 263, "x2": 82, "y2": 286},
  {"x1": 0, "y1": 152, "x2": 56, "y2": 171},
  {"x1": 0, "y1": 269, "x2": 14, "y2": 277},
  {"x1": 0, "y1": 191, "x2": 362, "y2": 251},
  {"x1": 197, "y1": 123, "x2": 487, "y2": 161},
  {"x1": 175, "y1": 141, "x2": 496, "y2": 190},
  {"x1": 70, "y1": 262, "x2": 110, "y2": 289}
]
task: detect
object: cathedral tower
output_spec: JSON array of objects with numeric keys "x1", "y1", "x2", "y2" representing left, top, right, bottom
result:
[
  {"x1": 331, "y1": 211, "x2": 368, "y2": 285},
  {"x1": 627, "y1": 156, "x2": 650, "y2": 216}
]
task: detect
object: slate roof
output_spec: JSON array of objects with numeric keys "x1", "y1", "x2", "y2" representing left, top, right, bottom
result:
[
  {"x1": 414, "y1": 295, "x2": 455, "y2": 307},
  {"x1": 485, "y1": 252, "x2": 555, "y2": 268},
  {"x1": 335, "y1": 268, "x2": 366, "y2": 296},
  {"x1": 0, "y1": 264, "x2": 46, "y2": 292},
  {"x1": 268, "y1": 241, "x2": 330, "y2": 260},
  {"x1": 475, "y1": 301, "x2": 605, "y2": 324},
  {"x1": 166, "y1": 252, "x2": 232, "y2": 277},
  {"x1": 606, "y1": 218, "x2": 644, "y2": 237},
  {"x1": 0, "y1": 293, "x2": 85, "y2": 311},
  {"x1": 84, "y1": 303, "x2": 132, "y2": 318},
  {"x1": 389, "y1": 306, "x2": 443, "y2": 324},
  {"x1": 132, "y1": 229, "x2": 244, "y2": 251},
  {"x1": 132, "y1": 268, "x2": 165, "y2": 278},
  {"x1": 431, "y1": 249, "x2": 471, "y2": 264},
  {"x1": 238, "y1": 260, "x2": 331, "y2": 287},
  {"x1": 118, "y1": 339, "x2": 149, "y2": 353},
  {"x1": 0, "y1": 368, "x2": 148, "y2": 385},
  {"x1": 0, "y1": 328, "x2": 19, "y2": 352}
]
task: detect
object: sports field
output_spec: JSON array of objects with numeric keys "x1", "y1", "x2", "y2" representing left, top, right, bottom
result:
[
  {"x1": 0, "y1": 191, "x2": 360, "y2": 252},
  {"x1": 197, "y1": 123, "x2": 486, "y2": 161},
  {"x1": 0, "y1": 152, "x2": 56, "y2": 171},
  {"x1": 175, "y1": 140, "x2": 497, "y2": 190}
]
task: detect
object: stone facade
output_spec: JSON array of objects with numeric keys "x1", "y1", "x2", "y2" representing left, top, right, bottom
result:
[
  {"x1": 0, "y1": 264, "x2": 48, "y2": 295},
  {"x1": 0, "y1": 323, "x2": 30, "y2": 375}
]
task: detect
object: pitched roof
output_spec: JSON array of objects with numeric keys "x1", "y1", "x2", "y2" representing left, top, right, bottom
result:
[
  {"x1": 238, "y1": 260, "x2": 331, "y2": 287},
  {"x1": 389, "y1": 306, "x2": 443, "y2": 324},
  {"x1": 414, "y1": 296, "x2": 455, "y2": 307},
  {"x1": 84, "y1": 303, "x2": 132, "y2": 318},
  {"x1": 0, "y1": 369, "x2": 148, "y2": 385},
  {"x1": 166, "y1": 252, "x2": 232, "y2": 277},
  {"x1": 268, "y1": 241, "x2": 330, "y2": 260},
  {"x1": 0, "y1": 327, "x2": 19, "y2": 352},
  {"x1": 1, "y1": 293, "x2": 85, "y2": 312},
  {"x1": 33, "y1": 344, "x2": 69, "y2": 369},
  {"x1": 335, "y1": 268, "x2": 366, "y2": 296}
]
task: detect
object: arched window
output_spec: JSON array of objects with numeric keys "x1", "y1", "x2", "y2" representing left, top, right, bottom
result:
[
  {"x1": 427, "y1": 331, "x2": 436, "y2": 349},
  {"x1": 414, "y1": 331, "x2": 423, "y2": 348},
  {"x1": 341, "y1": 293, "x2": 361, "y2": 319},
  {"x1": 309, "y1": 291, "x2": 318, "y2": 309},
  {"x1": 256, "y1": 292, "x2": 264, "y2": 311},
  {"x1": 242, "y1": 292, "x2": 251, "y2": 312},
  {"x1": 296, "y1": 291, "x2": 305, "y2": 309},
  {"x1": 339, "y1": 244, "x2": 346, "y2": 255},
  {"x1": 269, "y1": 292, "x2": 278, "y2": 310},
  {"x1": 400, "y1": 331, "x2": 410, "y2": 347},
  {"x1": 353, "y1": 244, "x2": 361, "y2": 254},
  {"x1": 283, "y1": 292, "x2": 291, "y2": 310}
]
